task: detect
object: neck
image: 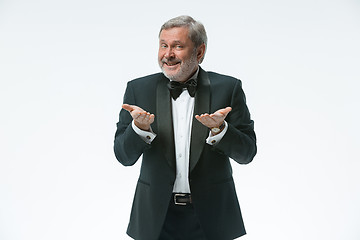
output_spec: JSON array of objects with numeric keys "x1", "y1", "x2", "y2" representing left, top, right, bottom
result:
[{"x1": 182, "y1": 66, "x2": 199, "y2": 83}]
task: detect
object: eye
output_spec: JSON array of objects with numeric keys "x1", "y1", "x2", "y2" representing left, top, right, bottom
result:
[
  {"x1": 176, "y1": 45, "x2": 183, "y2": 49},
  {"x1": 160, "y1": 44, "x2": 168, "y2": 48}
]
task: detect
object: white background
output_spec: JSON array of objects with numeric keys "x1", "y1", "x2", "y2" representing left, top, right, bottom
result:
[{"x1": 1, "y1": 0, "x2": 359, "y2": 239}]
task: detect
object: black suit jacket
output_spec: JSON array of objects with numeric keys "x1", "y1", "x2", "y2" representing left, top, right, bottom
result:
[{"x1": 114, "y1": 68, "x2": 257, "y2": 240}]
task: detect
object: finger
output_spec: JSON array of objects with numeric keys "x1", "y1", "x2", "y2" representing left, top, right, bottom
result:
[
  {"x1": 209, "y1": 112, "x2": 223, "y2": 118},
  {"x1": 198, "y1": 115, "x2": 216, "y2": 125},
  {"x1": 144, "y1": 113, "x2": 151, "y2": 121},
  {"x1": 195, "y1": 116, "x2": 206, "y2": 125},
  {"x1": 140, "y1": 112, "x2": 155, "y2": 123},
  {"x1": 136, "y1": 112, "x2": 148, "y2": 122},
  {"x1": 147, "y1": 116, "x2": 155, "y2": 125},
  {"x1": 199, "y1": 114, "x2": 214, "y2": 121},
  {"x1": 131, "y1": 112, "x2": 140, "y2": 119}
]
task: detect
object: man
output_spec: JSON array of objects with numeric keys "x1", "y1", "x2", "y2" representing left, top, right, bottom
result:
[{"x1": 114, "y1": 15, "x2": 256, "y2": 240}]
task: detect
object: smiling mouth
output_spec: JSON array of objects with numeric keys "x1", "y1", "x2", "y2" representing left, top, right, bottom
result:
[{"x1": 163, "y1": 61, "x2": 180, "y2": 67}]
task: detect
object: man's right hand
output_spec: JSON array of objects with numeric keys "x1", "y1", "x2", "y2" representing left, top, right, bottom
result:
[{"x1": 122, "y1": 104, "x2": 155, "y2": 131}]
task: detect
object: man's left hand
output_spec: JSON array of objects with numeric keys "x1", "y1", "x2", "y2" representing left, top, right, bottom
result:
[{"x1": 195, "y1": 107, "x2": 232, "y2": 132}]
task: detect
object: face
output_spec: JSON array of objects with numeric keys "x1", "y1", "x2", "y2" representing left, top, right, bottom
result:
[{"x1": 158, "y1": 27, "x2": 204, "y2": 82}]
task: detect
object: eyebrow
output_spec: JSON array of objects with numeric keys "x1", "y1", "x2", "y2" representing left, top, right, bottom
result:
[{"x1": 159, "y1": 40, "x2": 183, "y2": 44}]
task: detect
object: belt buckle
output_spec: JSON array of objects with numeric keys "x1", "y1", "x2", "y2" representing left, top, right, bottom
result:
[{"x1": 174, "y1": 193, "x2": 187, "y2": 206}]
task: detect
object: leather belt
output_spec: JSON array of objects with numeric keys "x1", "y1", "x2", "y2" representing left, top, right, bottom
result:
[{"x1": 173, "y1": 193, "x2": 192, "y2": 206}]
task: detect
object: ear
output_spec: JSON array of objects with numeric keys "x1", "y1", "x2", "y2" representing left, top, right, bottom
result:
[{"x1": 196, "y1": 43, "x2": 206, "y2": 63}]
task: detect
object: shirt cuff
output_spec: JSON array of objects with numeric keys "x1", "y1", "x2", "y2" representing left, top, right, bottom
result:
[
  {"x1": 131, "y1": 121, "x2": 157, "y2": 144},
  {"x1": 206, "y1": 121, "x2": 228, "y2": 146}
]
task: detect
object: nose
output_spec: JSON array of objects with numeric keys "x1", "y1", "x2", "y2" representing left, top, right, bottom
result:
[{"x1": 164, "y1": 47, "x2": 175, "y2": 59}]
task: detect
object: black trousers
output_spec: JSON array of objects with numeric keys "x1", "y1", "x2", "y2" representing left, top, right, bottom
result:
[{"x1": 158, "y1": 195, "x2": 207, "y2": 240}]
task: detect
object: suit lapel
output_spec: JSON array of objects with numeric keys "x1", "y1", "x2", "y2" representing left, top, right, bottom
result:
[
  {"x1": 189, "y1": 68, "x2": 210, "y2": 172},
  {"x1": 156, "y1": 75, "x2": 176, "y2": 171},
  {"x1": 156, "y1": 69, "x2": 211, "y2": 173}
]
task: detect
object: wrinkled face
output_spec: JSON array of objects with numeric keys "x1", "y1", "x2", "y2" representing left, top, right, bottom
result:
[{"x1": 158, "y1": 27, "x2": 200, "y2": 82}]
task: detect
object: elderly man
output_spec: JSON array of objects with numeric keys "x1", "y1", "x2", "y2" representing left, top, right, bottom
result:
[{"x1": 114, "y1": 15, "x2": 256, "y2": 240}]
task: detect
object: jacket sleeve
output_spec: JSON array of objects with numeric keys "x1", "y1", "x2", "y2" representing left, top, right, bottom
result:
[
  {"x1": 214, "y1": 80, "x2": 257, "y2": 164},
  {"x1": 113, "y1": 82, "x2": 152, "y2": 166}
]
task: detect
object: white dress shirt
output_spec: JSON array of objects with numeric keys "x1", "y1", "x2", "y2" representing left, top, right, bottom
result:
[
  {"x1": 171, "y1": 89, "x2": 194, "y2": 193},
  {"x1": 131, "y1": 69, "x2": 228, "y2": 193}
]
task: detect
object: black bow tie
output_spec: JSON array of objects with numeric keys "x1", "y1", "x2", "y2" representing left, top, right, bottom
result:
[{"x1": 167, "y1": 79, "x2": 197, "y2": 100}]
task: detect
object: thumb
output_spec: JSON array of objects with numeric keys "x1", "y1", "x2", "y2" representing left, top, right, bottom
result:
[
  {"x1": 122, "y1": 104, "x2": 134, "y2": 112},
  {"x1": 218, "y1": 107, "x2": 232, "y2": 116},
  {"x1": 223, "y1": 107, "x2": 232, "y2": 114}
]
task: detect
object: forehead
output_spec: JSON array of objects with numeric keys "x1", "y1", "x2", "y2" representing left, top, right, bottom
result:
[{"x1": 159, "y1": 27, "x2": 190, "y2": 43}]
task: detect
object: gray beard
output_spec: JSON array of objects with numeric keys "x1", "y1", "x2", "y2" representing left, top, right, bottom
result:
[{"x1": 160, "y1": 53, "x2": 198, "y2": 82}]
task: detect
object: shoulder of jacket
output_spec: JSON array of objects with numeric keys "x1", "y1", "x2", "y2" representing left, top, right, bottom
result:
[
  {"x1": 128, "y1": 72, "x2": 163, "y2": 85},
  {"x1": 206, "y1": 71, "x2": 241, "y2": 84}
]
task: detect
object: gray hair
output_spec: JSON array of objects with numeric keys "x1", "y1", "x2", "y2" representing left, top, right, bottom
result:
[{"x1": 159, "y1": 15, "x2": 207, "y2": 63}]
